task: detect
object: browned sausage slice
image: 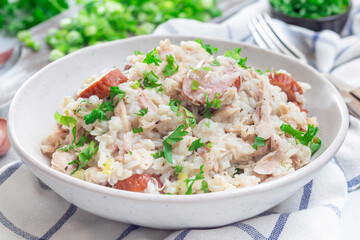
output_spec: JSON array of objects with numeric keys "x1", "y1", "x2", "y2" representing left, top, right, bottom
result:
[
  {"x1": 76, "y1": 68, "x2": 128, "y2": 100},
  {"x1": 113, "y1": 173, "x2": 162, "y2": 193},
  {"x1": 267, "y1": 72, "x2": 303, "y2": 103}
]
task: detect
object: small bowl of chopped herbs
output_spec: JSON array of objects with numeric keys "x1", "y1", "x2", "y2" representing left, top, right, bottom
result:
[{"x1": 269, "y1": 0, "x2": 352, "y2": 33}]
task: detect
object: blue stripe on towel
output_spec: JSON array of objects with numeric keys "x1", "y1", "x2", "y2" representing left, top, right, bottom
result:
[
  {"x1": 299, "y1": 180, "x2": 313, "y2": 210},
  {"x1": 116, "y1": 225, "x2": 140, "y2": 240},
  {"x1": 348, "y1": 7, "x2": 360, "y2": 35},
  {"x1": 240, "y1": 33, "x2": 252, "y2": 43},
  {"x1": 233, "y1": 222, "x2": 267, "y2": 240},
  {"x1": 226, "y1": 24, "x2": 233, "y2": 40},
  {"x1": 174, "y1": 229, "x2": 191, "y2": 240},
  {"x1": 40, "y1": 204, "x2": 77, "y2": 239},
  {"x1": 268, "y1": 213, "x2": 290, "y2": 240},
  {"x1": 0, "y1": 161, "x2": 22, "y2": 186},
  {"x1": 0, "y1": 211, "x2": 40, "y2": 240},
  {"x1": 311, "y1": 32, "x2": 320, "y2": 53},
  {"x1": 333, "y1": 157, "x2": 347, "y2": 180},
  {"x1": 347, "y1": 175, "x2": 360, "y2": 189}
]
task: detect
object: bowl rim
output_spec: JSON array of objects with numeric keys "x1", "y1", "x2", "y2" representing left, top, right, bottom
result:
[
  {"x1": 269, "y1": 1, "x2": 352, "y2": 23},
  {"x1": 8, "y1": 34, "x2": 349, "y2": 203}
]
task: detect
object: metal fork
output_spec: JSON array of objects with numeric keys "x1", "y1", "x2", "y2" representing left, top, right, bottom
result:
[{"x1": 248, "y1": 13, "x2": 360, "y2": 119}]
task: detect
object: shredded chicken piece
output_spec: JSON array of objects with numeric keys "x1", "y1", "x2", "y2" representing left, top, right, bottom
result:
[
  {"x1": 253, "y1": 80, "x2": 272, "y2": 140},
  {"x1": 253, "y1": 134, "x2": 285, "y2": 175},
  {"x1": 51, "y1": 151, "x2": 78, "y2": 175},
  {"x1": 114, "y1": 98, "x2": 131, "y2": 132},
  {"x1": 40, "y1": 124, "x2": 69, "y2": 157},
  {"x1": 138, "y1": 90, "x2": 157, "y2": 111}
]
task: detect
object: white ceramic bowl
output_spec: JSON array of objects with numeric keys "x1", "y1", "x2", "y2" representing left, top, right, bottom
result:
[{"x1": 8, "y1": 35, "x2": 348, "y2": 229}]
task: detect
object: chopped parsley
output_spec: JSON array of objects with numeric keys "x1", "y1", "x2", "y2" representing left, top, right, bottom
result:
[
  {"x1": 172, "y1": 165, "x2": 183, "y2": 175},
  {"x1": 252, "y1": 136, "x2": 266, "y2": 150},
  {"x1": 143, "y1": 70, "x2": 162, "y2": 88},
  {"x1": 131, "y1": 79, "x2": 142, "y2": 89},
  {"x1": 142, "y1": 48, "x2": 162, "y2": 66},
  {"x1": 58, "y1": 126, "x2": 89, "y2": 152},
  {"x1": 280, "y1": 123, "x2": 321, "y2": 155},
  {"x1": 110, "y1": 86, "x2": 125, "y2": 103},
  {"x1": 190, "y1": 66, "x2": 211, "y2": 72},
  {"x1": 210, "y1": 58, "x2": 221, "y2": 66},
  {"x1": 256, "y1": 69, "x2": 265, "y2": 75},
  {"x1": 195, "y1": 38, "x2": 218, "y2": 55},
  {"x1": 83, "y1": 101, "x2": 114, "y2": 124},
  {"x1": 68, "y1": 141, "x2": 99, "y2": 175},
  {"x1": 169, "y1": 99, "x2": 181, "y2": 113},
  {"x1": 134, "y1": 108, "x2": 148, "y2": 116},
  {"x1": 225, "y1": 48, "x2": 248, "y2": 68},
  {"x1": 162, "y1": 54, "x2": 179, "y2": 77},
  {"x1": 163, "y1": 125, "x2": 188, "y2": 164},
  {"x1": 183, "y1": 107, "x2": 196, "y2": 128},
  {"x1": 151, "y1": 150, "x2": 164, "y2": 159},
  {"x1": 132, "y1": 127, "x2": 143, "y2": 134},
  {"x1": 54, "y1": 112, "x2": 77, "y2": 127},
  {"x1": 205, "y1": 120, "x2": 210, "y2": 128},
  {"x1": 234, "y1": 167, "x2": 244, "y2": 176},
  {"x1": 191, "y1": 80, "x2": 200, "y2": 90},
  {"x1": 184, "y1": 165, "x2": 208, "y2": 194},
  {"x1": 134, "y1": 50, "x2": 143, "y2": 55},
  {"x1": 202, "y1": 92, "x2": 221, "y2": 119},
  {"x1": 157, "y1": 86, "x2": 164, "y2": 94},
  {"x1": 189, "y1": 138, "x2": 205, "y2": 151},
  {"x1": 206, "y1": 142, "x2": 213, "y2": 148}
]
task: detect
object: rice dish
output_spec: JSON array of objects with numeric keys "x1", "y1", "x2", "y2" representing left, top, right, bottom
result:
[{"x1": 41, "y1": 39, "x2": 321, "y2": 195}]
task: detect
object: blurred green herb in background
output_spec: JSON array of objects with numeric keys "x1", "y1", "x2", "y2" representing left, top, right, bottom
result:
[
  {"x1": 270, "y1": 0, "x2": 349, "y2": 19},
  {"x1": 46, "y1": 0, "x2": 221, "y2": 61}
]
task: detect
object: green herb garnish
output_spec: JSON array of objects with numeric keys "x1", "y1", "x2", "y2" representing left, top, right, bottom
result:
[
  {"x1": 252, "y1": 136, "x2": 266, "y2": 150},
  {"x1": 184, "y1": 165, "x2": 208, "y2": 194},
  {"x1": 151, "y1": 150, "x2": 164, "y2": 159},
  {"x1": 234, "y1": 168, "x2": 244, "y2": 176},
  {"x1": 143, "y1": 70, "x2": 162, "y2": 88},
  {"x1": 162, "y1": 54, "x2": 179, "y2": 77},
  {"x1": 191, "y1": 80, "x2": 200, "y2": 90},
  {"x1": 206, "y1": 142, "x2": 213, "y2": 148},
  {"x1": 130, "y1": 79, "x2": 142, "y2": 89},
  {"x1": 210, "y1": 59, "x2": 221, "y2": 66},
  {"x1": 132, "y1": 127, "x2": 143, "y2": 134},
  {"x1": 134, "y1": 50, "x2": 143, "y2": 55},
  {"x1": 195, "y1": 38, "x2": 218, "y2": 55},
  {"x1": 83, "y1": 101, "x2": 114, "y2": 124},
  {"x1": 110, "y1": 86, "x2": 125, "y2": 103},
  {"x1": 172, "y1": 165, "x2": 183, "y2": 175},
  {"x1": 58, "y1": 126, "x2": 89, "y2": 152},
  {"x1": 68, "y1": 141, "x2": 99, "y2": 175},
  {"x1": 280, "y1": 123, "x2": 321, "y2": 155},
  {"x1": 134, "y1": 108, "x2": 148, "y2": 116},
  {"x1": 189, "y1": 138, "x2": 205, "y2": 151},
  {"x1": 142, "y1": 48, "x2": 162, "y2": 66},
  {"x1": 163, "y1": 125, "x2": 188, "y2": 164},
  {"x1": 54, "y1": 112, "x2": 77, "y2": 127},
  {"x1": 225, "y1": 48, "x2": 248, "y2": 68},
  {"x1": 183, "y1": 107, "x2": 196, "y2": 128}
]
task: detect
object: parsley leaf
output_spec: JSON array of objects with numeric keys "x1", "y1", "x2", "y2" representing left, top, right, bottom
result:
[
  {"x1": 142, "y1": 48, "x2": 162, "y2": 66},
  {"x1": 212, "y1": 92, "x2": 221, "y2": 109},
  {"x1": 256, "y1": 69, "x2": 264, "y2": 75},
  {"x1": 202, "y1": 92, "x2": 221, "y2": 119},
  {"x1": 252, "y1": 136, "x2": 266, "y2": 150},
  {"x1": 191, "y1": 80, "x2": 200, "y2": 90},
  {"x1": 205, "y1": 120, "x2": 210, "y2": 128},
  {"x1": 83, "y1": 101, "x2": 114, "y2": 124},
  {"x1": 234, "y1": 167, "x2": 244, "y2": 176},
  {"x1": 162, "y1": 54, "x2": 179, "y2": 77},
  {"x1": 184, "y1": 165, "x2": 207, "y2": 195},
  {"x1": 172, "y1": 165, "x2": 183, "y2": 175},
  {"x1": 190, "y1": 66, "x2": 211, "y2": 72},
  {"x1": 134, "y1": 50, "x2": 143, "y2": 55},
  {"x1": 135, "y1": 108, "x2": 148, "y2": 116},
  {"x1": 169, "y1": 99, "x2": 181, "y2": 113},
  {"x1": 58, "y1": 127, "x2": 90, "y2": 152},
  {"x1": 195, "y1": 38, "x2": 218, "y2": 55},
  {"x1": 163, "y1": 125, "x2": 188, "y2": 164},
  {"x1": 132, "y1": 127, "x2": 143, "y2": 134},
  {"x1": 110, "y1": 86, "x2": 125, "y2": 103},
  {"x1": 225, "y1": 48, "x2": 248, "y2": 68},
  {"x1": 201, "y1": 180, "x2": 209, "y2": 193},
  {"x1": 210, "y1": 59, "x2": 221, "y2": 66},
  {"x1": 206, "y1": 142, "x2": 213, "y2": 148},
  {"x1": 54, "y1": 112, "x2": 77, "y2": 127},
  {"x1": 131, "y1": 79, "x2": 142, "y2": 89},
  {"x1": 157, "y1": 86, "x2": 164, "y2": 94},
  {"x1": 68, "y1": 141, "x2": 99, "y2": 175},
  {"x1": 189, "y1": 138, "x2": 205, "y2": 151},
  {"x1": 280, "y1": 123, "x2": 321, "y2": 155},
  {"x1": 183, "y1": 107, "x2": 196, "y2": 128},
  {"x1": 143, "y1": 70, "x2": 162, "y2": 88},
  {"x1": 151, "y1": 150, "x2": 164, "y2": 159}
]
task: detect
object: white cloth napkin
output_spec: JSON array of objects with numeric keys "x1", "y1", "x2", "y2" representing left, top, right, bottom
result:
[{"x1": 2, "y1": 0, "x2": 360, "y2": 239}]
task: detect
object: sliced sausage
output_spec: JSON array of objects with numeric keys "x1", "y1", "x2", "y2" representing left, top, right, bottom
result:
[
  {"x1": 113, "y1": 173, "x2": 162, "y2": 193},
  {"x1": 77, "y1": 68, "x2": 128, "y2": 100},
  {"x1": 267, "y1": 72, "x2": 302, "y2": 103}
]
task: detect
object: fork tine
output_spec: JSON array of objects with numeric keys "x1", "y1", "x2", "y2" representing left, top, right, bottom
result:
[
  {"x1": 262, "y1": 13, "x2": 308, "y2": 63},
  {"x1": 255, "y1": 14, "x2": 296, "y2": 57},
  {"x1": 247, "y1": 19, "x2": 269, "y2": 49},
  {"x1": 249, "y1": 16, "x2": 280, "y2": 53}
]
